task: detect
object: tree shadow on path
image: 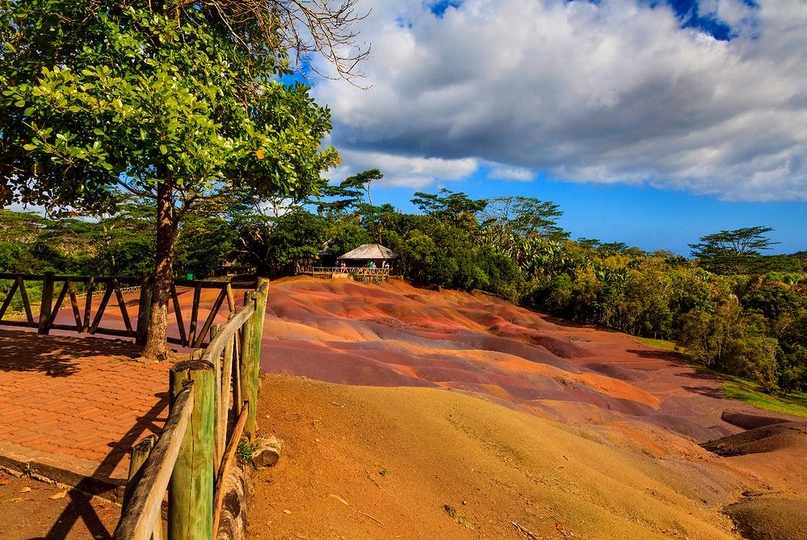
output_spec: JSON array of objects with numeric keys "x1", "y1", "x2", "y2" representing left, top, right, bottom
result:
[{"x1": 0, "y1": 328, "x2": 141, "y2": 376}]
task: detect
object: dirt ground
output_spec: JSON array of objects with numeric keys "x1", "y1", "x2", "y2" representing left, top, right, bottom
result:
[
  {"x1": 0, "y1": 470, "x2": 120, "y2": 540},
  {"x1": 1, "y1": 275, "x2": 805, "y2": 539},
  {"x1": 250, "y1": 277, "x2": 807, "y2": 540}
]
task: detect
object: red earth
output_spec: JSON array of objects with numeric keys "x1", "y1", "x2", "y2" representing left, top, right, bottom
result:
[
  {"x1": 248, "y1": 276, "x2": 807, "y2": 539},
  {"x1": 2, "y1": 275, "x2": 805, "y2": 539}
]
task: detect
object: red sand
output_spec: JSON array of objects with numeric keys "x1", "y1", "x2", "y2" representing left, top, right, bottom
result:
[
  {"x1": 3, "y1": 275, "x2": 806, "y2": 538},
  {"x1": 261, "y1": 276, "x2": 800, "y2": 443},
  {"x1": 251, "y1": 276, "x2": 807, "y2": 539}
]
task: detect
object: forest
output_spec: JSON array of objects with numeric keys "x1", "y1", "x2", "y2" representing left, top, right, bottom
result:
[{"x1": 2, "y1": 172, "x2": 807, "y2": 395}]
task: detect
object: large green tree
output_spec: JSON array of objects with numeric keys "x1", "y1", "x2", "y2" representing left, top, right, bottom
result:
[
  {"x1": 481, "y1": 196, "x2": 568, "y2": 242},
  {"x1": 689, "y1": 226, "x2": 778, "y2": 274},
  {"x1": 0, "y1": 0, "x2": 359, "y2": 359}
]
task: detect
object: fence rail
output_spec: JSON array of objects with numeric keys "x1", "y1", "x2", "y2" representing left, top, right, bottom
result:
[
  {"x1": 113, "y1": 277, "x2": 269, "y2": 540},
  {"x1": 114, "y1": 383, "x2": 195, "y2": 539},
  {"x1": 302, "y1": 266, "x2": 390, "y2": 282},
  {"x1": 0, "y1": 273, "x2": 257, "y2": 347}
]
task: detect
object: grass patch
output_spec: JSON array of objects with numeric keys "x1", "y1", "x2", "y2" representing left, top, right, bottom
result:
[
  {"x1": 723, "y1": 378, "x2": 807, "y2": 418},
  {"x1": 635, "y1": 337, "x2": 807, "y2": 418},
  {"x1": 634, "y1": 336, "x2": 681, "y2": 353},
  {"x1": 236, "y1": 440, "x2": 255, "y2": 461}
]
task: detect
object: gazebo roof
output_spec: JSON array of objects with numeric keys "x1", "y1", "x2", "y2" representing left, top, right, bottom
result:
[{"x1": 338, "y1": 243, "x2": 397, "y2": 260}]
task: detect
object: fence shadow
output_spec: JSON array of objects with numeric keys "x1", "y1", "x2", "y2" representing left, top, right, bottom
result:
[{"x1": 42, "y1": 394, "x2": 169, "y2": 540}]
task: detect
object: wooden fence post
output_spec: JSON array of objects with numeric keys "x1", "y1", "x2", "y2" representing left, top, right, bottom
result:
[
  {"x1": 136, "y1": 274, "x2": 153, "y2": 345},
  {"x1": 123, "y1": 435, "x2": 156, "y2": 505},
  {"x1": 38, "y1": 272, "x2": 54, "y2": 334},
  {"x1": 239, "y1": 277, "x2": 269, "y2": 443},
  {"x1": 121, "y1": 435, "x2": 162, "y2": 540},
  {"x1": 168, "y1": 360, "x2": 215, "y2": 540}
]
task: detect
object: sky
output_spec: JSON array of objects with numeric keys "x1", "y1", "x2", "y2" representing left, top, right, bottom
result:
[{"x1": 305, "y1": 0, "x2": 807, "y2": 256}]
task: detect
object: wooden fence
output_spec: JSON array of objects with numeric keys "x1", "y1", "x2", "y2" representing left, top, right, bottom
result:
[
  {"x1": 302, "y1": 266, "x2": 390, "y2": 282},
  {"x1": 113, "y1": 278, "x2": 269, "y2": 540},
  {"x1": 0, "y1": 273, "x2": 257, "y2": 348}
]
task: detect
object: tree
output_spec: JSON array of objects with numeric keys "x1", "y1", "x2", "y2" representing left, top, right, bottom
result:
[
  {"x1": 411, "y1": 189, "x2": 487, "y2": 235},
  {"x1": 1, "y1": 0, "x2": 357, "y2": 359},
  {"x1": 307, "y1": 169, "x2": 382, "y2": 216},
  {"x1": 343, "y1": 168, "x2": 382, "y2": 207},
  {"x1": 90, "y1": 199, "x2": 155, "y2": 276},
  {"x1": 481, "y1": 196, "x2": 568, "y2": 242},
  {"x1": 679, "y1": 297, "x2": 779, "y2": 390},
  {"x1": 175, "y1": 208, "x2": 239, "y2": 280},
  {"x1": 0, "y1": 209, "x2": 46, "y2": 273},
  {"x1": 689, "y1": 226, "x2": 778, "y2": 274},
  {"x1": 237, "y1": 207, "x2": 326, "y2": 277}
]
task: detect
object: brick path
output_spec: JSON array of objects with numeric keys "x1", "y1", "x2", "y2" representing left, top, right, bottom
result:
[{"x1": 0, "y1": 328, "x2": 171, "y2": 487}]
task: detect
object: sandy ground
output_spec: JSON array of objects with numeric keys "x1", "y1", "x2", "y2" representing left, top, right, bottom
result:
[
  {"x1": 1, "y1": 275, "x2": 805, "y2": 539},
  {"x1": 0, "y1": 470, "x2": 120, "y2": 540},
  {"x1": 251, "y1": 276, "x2": 807, "y2": 540}
]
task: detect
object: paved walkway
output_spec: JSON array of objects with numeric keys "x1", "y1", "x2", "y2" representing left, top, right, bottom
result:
[{"x1": 0, "y1": 328, "x2": 172, "y2": 538}]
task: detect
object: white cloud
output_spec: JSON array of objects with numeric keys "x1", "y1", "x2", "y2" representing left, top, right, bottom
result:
[
  {"x1": 310, "y1": 0, "x2": 807, "y2": 201},
  {"x1": 487, "y1": 166, "x2": 535, "y2": 182},
  {"x1": 330, "y1": 148, "x2": 479, "y2": 189}
]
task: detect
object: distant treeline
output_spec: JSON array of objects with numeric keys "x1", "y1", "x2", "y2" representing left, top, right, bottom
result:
[{"x1": 2, "y1": 182, "x2": 806, "y2": 394}]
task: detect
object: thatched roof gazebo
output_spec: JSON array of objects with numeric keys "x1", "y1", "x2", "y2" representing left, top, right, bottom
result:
[
  {"x1": 337, "y1": 244, "x2": 396, "y2": 280},
  {"x1": 302, "y1": 243, "x2": 396, "y2": 282},
  {"x1": 338, "y1": 243, "x2": 396, "y2": 264}
]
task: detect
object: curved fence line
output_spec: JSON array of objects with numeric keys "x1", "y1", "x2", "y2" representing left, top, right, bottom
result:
[
  {"x1": 0, "y1": 273, "x2": 258, "y2": 348},
  {"x1": 114, "y1": 278, "x2": 268, "y2": 539},
  {"x1": 301, "y1": 266, "x2": 390, "y2": 282}
]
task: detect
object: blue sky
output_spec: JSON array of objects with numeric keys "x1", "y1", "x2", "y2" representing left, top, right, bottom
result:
[{"x1": 306, "y1": 0, "x2": 807, "y2": 256}]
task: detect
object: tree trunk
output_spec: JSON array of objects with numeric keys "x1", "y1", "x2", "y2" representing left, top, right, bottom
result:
[{"x1": 142, "y1": 174, "x2": 177, "y2": 361}]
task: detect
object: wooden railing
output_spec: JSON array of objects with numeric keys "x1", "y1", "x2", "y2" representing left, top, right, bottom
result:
[
  {"x1": 0, "y1": 273, "x2": 257, "y2": 348},
  {"x1": 114, "y1": 278, "x2": 269, "y2": 540},
  {"x1": 302, "y1": 266, "x2": 390, "y2": 282}
]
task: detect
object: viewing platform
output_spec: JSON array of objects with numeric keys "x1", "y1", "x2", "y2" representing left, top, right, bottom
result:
[{"x1": 301, "y1": 266, "x2": 390, "y2": 283}]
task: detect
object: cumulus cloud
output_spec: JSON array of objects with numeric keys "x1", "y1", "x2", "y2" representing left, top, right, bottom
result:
[
  {"x1": 329, "y1": 148, "x2": 479, "y2": 189},
  {"x1": 310, "y1": 0, "x2": 807, "y2": 201}
]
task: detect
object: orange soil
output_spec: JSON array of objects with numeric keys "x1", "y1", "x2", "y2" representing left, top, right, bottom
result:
[
  {"x1": 251, "y1": 276, "x2": 807, "y2": 540},
  {"x1": 6, "y1": 275, "x2": 803, "y2": 539}
]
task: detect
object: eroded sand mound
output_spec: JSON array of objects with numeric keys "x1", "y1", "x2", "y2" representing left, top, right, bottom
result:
[
  {"x1": 721, "y1": 410, "x2": 794, "y2": 430},
  {"x1": 251, "y1": 276, "x2": 807, "y2": 539},
  {"x1": 261, "y1": 277, "x2": 743, "y2": 438},
  {"x1": 701, "y1": 422, "x2": 807, "y2": 456},
  {"x1": 725, "y1": 495, "x2": 807, "y2": 540}
]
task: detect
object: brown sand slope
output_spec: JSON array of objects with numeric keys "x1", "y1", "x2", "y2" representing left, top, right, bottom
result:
[
  {"x1": 251, "y1": 277, "x2": 807, "y2": 539},
  {"x1": 255, "y1": 376, "x2": 738, "y2": 539}
]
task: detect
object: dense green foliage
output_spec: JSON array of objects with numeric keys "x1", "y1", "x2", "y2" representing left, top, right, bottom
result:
[
  {"x1": 1, "y1": 0, "x2": 342, "y2": 359},
  {"x1": 1, "y1": 0, "x2": 337, "y2": 210},
  {"x1": 0, "y1": 201, "x2": 238, "y2": 278}
]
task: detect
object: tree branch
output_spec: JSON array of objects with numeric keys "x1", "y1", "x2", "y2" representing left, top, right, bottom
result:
[{"x1": 185, "y1": 0, "x2": 371, "y2": 83}]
